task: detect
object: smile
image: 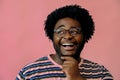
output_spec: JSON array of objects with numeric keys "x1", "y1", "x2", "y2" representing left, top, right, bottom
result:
[{"x1": 61, "y1": 43, "x2": 75, "y2": 51}]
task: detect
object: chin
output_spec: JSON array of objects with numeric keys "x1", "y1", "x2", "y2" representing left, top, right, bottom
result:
[{"x1": 61, "y1": 51, "x2": 75, "y2": 56}]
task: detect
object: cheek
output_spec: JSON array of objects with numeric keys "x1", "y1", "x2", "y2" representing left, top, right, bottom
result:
[
  {"x1": 53, "y1": 36, "x2": 60, "y2": 44},
  {"x1": 76, "y1": 35, "x2": 84, "y2": 42}
]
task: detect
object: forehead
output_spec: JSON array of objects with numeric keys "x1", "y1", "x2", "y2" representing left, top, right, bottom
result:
[{"x1": 54, "y1": 17, "x2": 81, "y2": 29}]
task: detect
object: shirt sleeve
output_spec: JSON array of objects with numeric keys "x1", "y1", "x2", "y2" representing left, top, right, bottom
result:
[
  {"x1": 101, "y1": 66, "x2": 113, "y2": 80},
  {"x1": 15, "y1": 69, "x2": 25, "y2": 80}
]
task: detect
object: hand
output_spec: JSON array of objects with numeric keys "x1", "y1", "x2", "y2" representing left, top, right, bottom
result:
[{"x1": 61, "y1": 56, "x2": 86, "y2": 80}]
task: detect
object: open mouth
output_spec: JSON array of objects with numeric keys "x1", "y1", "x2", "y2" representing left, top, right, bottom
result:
[
  {"x1": 62, "y1": 43, "x2": 75, "y2": 51},
  {"x1": 62, "y1": 43, "x2": 74, "y2": 47}
]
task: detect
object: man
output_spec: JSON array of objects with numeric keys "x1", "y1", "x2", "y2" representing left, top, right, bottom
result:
[{"x1": 16, "y1": 4, "x2": 113, "y2": 80}]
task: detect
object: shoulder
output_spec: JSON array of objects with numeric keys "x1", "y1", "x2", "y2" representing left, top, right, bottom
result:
[
  {"x1": 16, "y1": 56, "x2": 52, "y2": 79},
  {"x1": 21, "y1": 56, "x2": 51, "y2": 73},
  {"x1": 81, "y1": 58, "x2": 102, "y2": 67},
  {"x1": 80, "y1": 58, "x2": 109, "y2": 71},
  {"x1": 79, "y1": 58, "x2": 113, "y2": 79}
]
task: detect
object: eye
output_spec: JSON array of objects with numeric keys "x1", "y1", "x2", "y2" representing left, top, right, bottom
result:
[
  {"x1": 70, "y1": 28, "x2": 80, "y2": 35},
  {"x1": 70, "y1": 31, "x2": 78, "y2": 35},
  {"x1": 54, "y1": 29, "x2": 65, "y2": 35},
  {"x1": 57, "y1": 30, "x2": 64, "y2": 34}
]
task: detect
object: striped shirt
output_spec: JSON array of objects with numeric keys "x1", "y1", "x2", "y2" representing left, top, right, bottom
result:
[{"x1": 16, "y1": 54, "x2": 113, "y2": 80}]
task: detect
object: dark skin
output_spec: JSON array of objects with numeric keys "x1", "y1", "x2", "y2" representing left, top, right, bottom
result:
[
  {"x1": 51, "y1": 17, "x2": 86, "y2": 80},
  {"x1": 61, "y1": 56, "x2": 86, "y2": 80}
]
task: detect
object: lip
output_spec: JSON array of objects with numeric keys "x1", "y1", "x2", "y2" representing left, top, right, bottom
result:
[{"x1": 61, "y1": 43, "x2": 75, "y2": 51}]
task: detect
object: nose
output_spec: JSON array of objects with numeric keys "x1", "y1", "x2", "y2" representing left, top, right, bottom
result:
[{"x1": 63, "y1": 31, "x2": 73, "y2": 40}]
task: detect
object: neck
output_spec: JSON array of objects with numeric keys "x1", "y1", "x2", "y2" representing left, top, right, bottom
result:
[
  {"x1": 50, "y1": 54, "x2": 63, "y2": 65},
  {"x1": 50, "y1": 54, "x2": 81, "y2": 65}
]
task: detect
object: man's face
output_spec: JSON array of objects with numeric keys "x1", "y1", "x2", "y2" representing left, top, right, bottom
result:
[{"x1": 53, "y1": 17, "x2": 85, "y2": 59}]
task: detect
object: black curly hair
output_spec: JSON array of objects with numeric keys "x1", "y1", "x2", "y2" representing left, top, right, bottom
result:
[{"x1": 44, "y1": 4, "x2": 95, "y2": 42}]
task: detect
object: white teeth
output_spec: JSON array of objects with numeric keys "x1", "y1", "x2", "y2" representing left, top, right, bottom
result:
[{"x1": 62, "y1": 43, "x2": 74, "y2": 46}]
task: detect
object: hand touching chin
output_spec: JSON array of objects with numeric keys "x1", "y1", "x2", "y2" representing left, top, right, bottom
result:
[{"x1": 61, "y1": 56, "x2": 86, "y2": 80}]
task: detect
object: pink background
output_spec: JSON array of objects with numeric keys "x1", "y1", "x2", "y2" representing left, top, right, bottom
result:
[{"x1": 0, "y1": 0, "x2": 120, "y2": 80}]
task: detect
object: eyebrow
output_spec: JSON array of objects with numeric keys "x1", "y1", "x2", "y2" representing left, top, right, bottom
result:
[
  {"x1": 56, "y1": 25, "x2": 80, "y2": 29},
  {"x1": 55, "y1": 25, "x2": 65, "y2": 30}
]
